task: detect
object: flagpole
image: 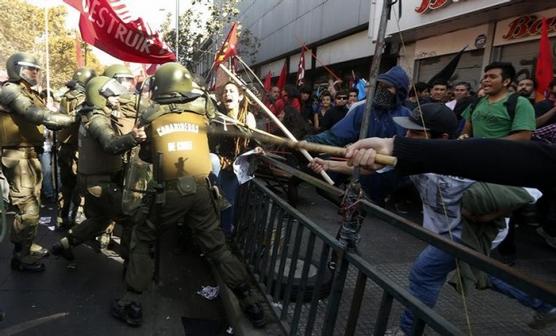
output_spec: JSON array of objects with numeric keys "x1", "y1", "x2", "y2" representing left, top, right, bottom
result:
[
  {"x1": 234, "y1": 55, "x2": 266, "y2": 90},
  {"x1": 44, "y1": 7, "x2": 51, "y2": 105},
  {"x1": 175, "y1": 0, "x2": 180, "y2": 61},
  {"x1": 294, "y1": 37, "x2": 341, "y2": 82},
  {"x1": 219, "y1": 64, "x2": 335, "y2": 185}
]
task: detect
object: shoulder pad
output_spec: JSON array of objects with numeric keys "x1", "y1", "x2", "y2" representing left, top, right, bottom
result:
[
  {"x1": 139, "y1": 102, "x2": 164, "y2": 126},
  {"x1": 0, "y1": 82, "x2": 22, "y2": 106}
]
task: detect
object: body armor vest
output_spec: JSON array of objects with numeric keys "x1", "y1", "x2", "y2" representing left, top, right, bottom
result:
[
  {"x1": 57, "y1": 89, "x2": 85, "y2": 145},
  {"x1": 150, "y1": 112, "x2": 211, "y2": 181},
  {"x1": 0, "y1": 82, "x2": 45, "y2": 148},
  {"x1": 78, "y1": 110, "x2": 135, "y2": 175}
]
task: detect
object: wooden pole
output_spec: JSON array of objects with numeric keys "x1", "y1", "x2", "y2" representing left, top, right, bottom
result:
[{"x1": 219, "y1": 64, "x2": 336, "y2": 184}]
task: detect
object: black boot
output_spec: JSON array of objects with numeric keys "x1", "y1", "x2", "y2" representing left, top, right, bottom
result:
[
  {"x1": 11, "y1": 243, "x2": 45, "y2": 273},
  {"x1": 234, "y1": 285, "x2": 265, "y2": 328},
  {"x1": 111, "y1": 299, "x2": 143, "y2": 327},
  {"x1": 10, "y1": 258, "x2": 45, "y2": 273},
  {"x1": 51, "y1": 237, "x2": 75, "y2": 261}
]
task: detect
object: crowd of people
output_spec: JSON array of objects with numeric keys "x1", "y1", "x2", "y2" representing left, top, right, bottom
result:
[
  {"x1": 2, "y1": 47, "x2": 556, "y2": 333},
  {"x1": 298, "y1": 61, "x2": 556, "y2": 333}
]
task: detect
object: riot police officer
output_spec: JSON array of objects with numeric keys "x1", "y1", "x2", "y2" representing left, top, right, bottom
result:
[
  {"x1": 111, "y1": 63, "x2": 265, "y2": 328},
  {"x1": 51, "y1": 76, "x2": 145, "y2": 260},
  {"x1": 57, "y1": 67, "x2": 96, "y2": 229},
  {"x1": 0, "y1": 52, "x2": 76, "y2": 272}
]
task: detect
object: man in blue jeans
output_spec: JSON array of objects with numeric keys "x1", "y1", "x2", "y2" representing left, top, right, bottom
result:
[
  {"x1": 392, "y1": 104, "x2": 556, "y2": 334},
  {"x1": 310, "y1": 103, "x2": 556, "y2": 333}
]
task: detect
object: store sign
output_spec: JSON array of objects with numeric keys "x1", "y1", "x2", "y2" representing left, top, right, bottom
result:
[
  {"x1": 415, "y1": 0, "x2": 467, "y2": 14},
  {"x1": 503, "y1": 15, "x2": 556, "y2": 40}
]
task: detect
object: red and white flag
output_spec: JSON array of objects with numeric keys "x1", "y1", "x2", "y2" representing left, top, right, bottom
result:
[
  {"x1": 63, "y1": 0, "x2": 176, "y2": 64},
  {"x1": 297, "y1": 46, "x2": 306, "y2": 86}
]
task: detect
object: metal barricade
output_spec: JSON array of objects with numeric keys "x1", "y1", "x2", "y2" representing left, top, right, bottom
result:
[{"x1": 232, "y1": 157, "x2": 556, "y2": 336}]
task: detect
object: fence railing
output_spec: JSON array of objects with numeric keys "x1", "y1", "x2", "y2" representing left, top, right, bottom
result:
[{"x1": 232, "y1": 156, "x2": 556, "y2": 336}]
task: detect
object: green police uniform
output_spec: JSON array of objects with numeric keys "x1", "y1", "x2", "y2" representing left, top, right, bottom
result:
[
  {"x1": 57, "y1": 68, "x2": 96, "y2": 228},
  {"x1": 112, "y1": 63, "x2": 264, "y2": 328},
  {"x1": 0, "y1": 52, "x2": 76, "y2": 272},
  {"x1": 51, "y1": 76, "x2": 139, "y2": 261}
]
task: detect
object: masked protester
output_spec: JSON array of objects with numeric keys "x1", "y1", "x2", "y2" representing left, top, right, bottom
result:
[
  {"x1": 0, "y1": 52, "x2": 77, "y2": 272},
  {"x1": 57, "y1": 67, "x2": 97, "y2": 230},
  {"x1": 304, "y1": 65, "x2": 411, "y2": 204}
]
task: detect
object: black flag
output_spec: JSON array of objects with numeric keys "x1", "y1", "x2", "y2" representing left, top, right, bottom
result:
[{"x1": 428, "y1": 45, "x2": 469, "y2": 85}]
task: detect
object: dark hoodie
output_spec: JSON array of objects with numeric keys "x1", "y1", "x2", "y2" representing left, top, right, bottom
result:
[{"x1": 305, "y1": 66, "x2": 410, "y2": 146}]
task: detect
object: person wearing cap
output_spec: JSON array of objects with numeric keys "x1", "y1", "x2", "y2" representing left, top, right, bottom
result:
[
  {"x1": 311, "y1": 103, "x2": 555, "y2": 333},
  {"x1": 0, "y1": 52, "x2": 77, "y2": 272}
]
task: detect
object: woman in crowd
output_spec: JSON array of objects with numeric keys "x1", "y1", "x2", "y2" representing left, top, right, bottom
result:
[{"x1": 212, "y1": 82, "x2": 257, "y2": 236}]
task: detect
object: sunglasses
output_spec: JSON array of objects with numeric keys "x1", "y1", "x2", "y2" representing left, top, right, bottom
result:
[{"x1": 336, "y1": 96, "x2": 348, "y2": 100}]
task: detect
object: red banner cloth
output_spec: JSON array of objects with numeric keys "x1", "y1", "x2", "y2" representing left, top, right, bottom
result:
[
  {"x1": 214, "y1": 22, "x2": 238, "y2": 67},
  {"x1": 535, "y1": 17, "x2": 554, "y2": 102},
  {"x1": 64, "y1": 0, "x2": 175, "y2": 64},
  {"x1": 276, "y1": 60, "x2": 287, "y2": 91}
]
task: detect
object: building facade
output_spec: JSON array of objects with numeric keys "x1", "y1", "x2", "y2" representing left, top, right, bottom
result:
[{"x1": 199, "y1": 0, "x2": 556, "y2": 92}]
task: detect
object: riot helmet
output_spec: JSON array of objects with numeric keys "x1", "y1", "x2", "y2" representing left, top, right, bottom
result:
[
  {"x1": 86, "y1": 76, "x2": 128, "y2": 109},
  {"x1": 151, "y1": 62, "x2": 201, "y2": 103},
  {"x1": 72, "y1": 67, "x2": 97, "y2": 87},
  {"x1": 6, "y1": 52, "x2": 41, "y2": 86},
  {"x1": 102, "y1": 64, "x2": 134, "y2": 91}
]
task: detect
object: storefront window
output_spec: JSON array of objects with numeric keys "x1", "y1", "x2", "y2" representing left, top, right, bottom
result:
[{"x1": 492, "y1": 37, "x2": 556, "y2": 81}]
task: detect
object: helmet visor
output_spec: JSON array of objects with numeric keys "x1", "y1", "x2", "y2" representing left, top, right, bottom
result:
[
  {"x1": 18, "y1": 62, "x2": 41, "y2": 86},
  {"x1": 99, "y1": 79, "x2": 128, "y2": 98},
  {"x1": 114, "y1": 74, "x2": 135, "y2": 92}
]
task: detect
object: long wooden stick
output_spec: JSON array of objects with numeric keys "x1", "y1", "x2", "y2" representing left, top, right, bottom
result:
[
  {"x1": 210, "y1": 115, "x2": 397, "y2": 166},
  {"x1": 218, "y1": 64, "x2": 337, "y2": 184}
]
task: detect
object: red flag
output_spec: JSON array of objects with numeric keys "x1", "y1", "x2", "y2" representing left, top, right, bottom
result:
[
  {"x1": 214, "y1": 22, "x2": 239, "y2": 67},
  {"x1": 75, "y1": 33, "x2": 84, "y2": 67},
  {"x1": 63, "y1": 0, "x2": 175, "y2": 64},
  {"x1": 276, "y1": 61, "x2": 287, "y2": 91},
  {"x1": 535, "y1": 17, "x2": 554, "y2": 102},
  {"x1": 263, "y1": 71, "x2": 272, "y2": 92},
  {"x1": 297, "y1": 46, "x2": 306, "y2": 86},
  {"x1": 145, "y1": 64, "x2": 158, "y2": 75}
]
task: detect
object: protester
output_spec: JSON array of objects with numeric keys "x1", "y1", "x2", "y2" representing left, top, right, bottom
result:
[
  {"x1": 212, "y1": 82, "x2": 257, "y2": 236},
  {"x1": 517, "y1": 77, "x2": 536, "y2": 104},
  {"x1": 305, "y1": 65, "x2": 410, "y2": 204},
  {"x1": 312, "y1": 104, "x2": 555, "y2": 333}
]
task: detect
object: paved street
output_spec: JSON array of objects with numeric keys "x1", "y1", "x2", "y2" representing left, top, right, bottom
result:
[
  {"x1": 0, "y1": 204, "x2": 229, "y2": 336},
  {"x1": 1, "y1": 181, "x2": 556, "y2": 336},
  {"x1": 287, "y1": 183, "x2": 556, "y2": 336}
]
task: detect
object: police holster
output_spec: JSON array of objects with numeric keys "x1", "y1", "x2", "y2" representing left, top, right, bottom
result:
[{"x1": 208, "y1": 172, "x2": 231, "y2": 211}]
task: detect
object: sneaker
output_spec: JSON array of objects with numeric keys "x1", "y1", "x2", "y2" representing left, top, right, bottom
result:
[
  {"x1": 528, "y1": 307, "x2": 556, "y2": 330},
  {"x1": 30, "y1": 243, "x2": 50, "y2": 259},
  {"x1": 111, "y1": 299, "x2": 143, "y2": 327}
]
